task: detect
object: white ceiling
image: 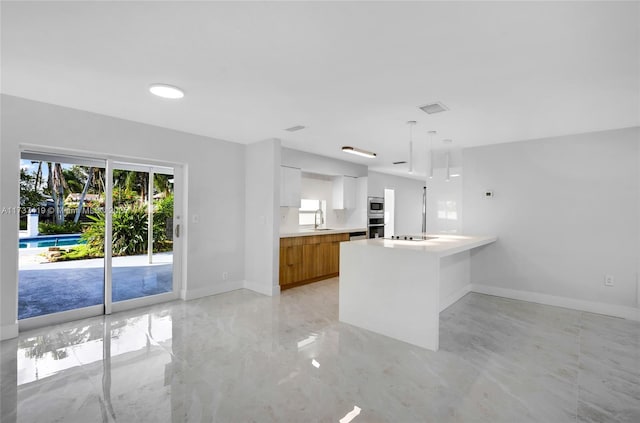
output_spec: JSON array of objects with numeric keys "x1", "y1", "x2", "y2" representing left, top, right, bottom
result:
[{"x1": 2, "y1": 1, "x2": 638, "y2": 177}]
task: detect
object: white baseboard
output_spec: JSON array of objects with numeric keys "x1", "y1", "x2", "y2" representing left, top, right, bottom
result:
[
  {"x1": 243, "y1": 280, "x2": 280, "y2": 297},
  {"x1": 1, "y1": 323, "x2": 19, "y2": 340},
  {"x1": 440, "y1": 284, "x2": 472, "y2": 312},
  {"x1": 471, "y1": 284, "x2": 640, "y2": 322},
  {"x1": 181, "y1": 280, "x2": 244, "y2": 301}
]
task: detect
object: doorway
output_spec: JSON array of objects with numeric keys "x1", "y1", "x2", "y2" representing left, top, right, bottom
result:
[{"x1": 18, "y1": 151, "x2": 182, "y2": 329}]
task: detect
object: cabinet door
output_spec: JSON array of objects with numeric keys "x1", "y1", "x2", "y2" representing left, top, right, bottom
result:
[
  {"x1": 317, "y1": 234, "x2": 349, "y2": 276},
  {"x1": 343, "y1": 176, "x2": 356, "y2": 209},
  {"x1": 332, "y1": 175, "x2": 357, "y2": 209},
  {"x1": 302, "y1": 243, "x2": 319, "y2": 280},
  {"x1": 316, "y1": 242, "x2": 337, "y2": 276},
  {"x1": 280, "y1": 244, "x2": 303, "y2": 286},
  {"x1": 280, "y1": 166, "x2": 301, "y2": 207}
]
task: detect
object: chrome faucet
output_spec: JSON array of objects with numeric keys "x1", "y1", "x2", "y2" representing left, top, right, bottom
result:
[{"x1": 314, "y1": 208, "x2": 324, "y2": 229}]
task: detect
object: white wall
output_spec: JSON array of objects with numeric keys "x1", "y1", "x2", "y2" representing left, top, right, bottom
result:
[
  {"x1": 368, "y1": 171, "x2": 424, "y2": 235},
  {"x1": 0, "y1": 95, "x2": 247, "y2": 339},
  {"x1": 463, "y1": 127, "x2": 640, "y2": 309},
  {"x1": 244, "y1": 139, "x2": 280, "y2": 296}
]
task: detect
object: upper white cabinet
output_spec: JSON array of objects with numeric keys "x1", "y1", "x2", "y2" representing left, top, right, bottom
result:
[
  {"x1": 280, "y1": 166, "x2": 301, "y2": 207},
  {"x1": 333, "y1": 175, "x2": 357, "y2": 209}
]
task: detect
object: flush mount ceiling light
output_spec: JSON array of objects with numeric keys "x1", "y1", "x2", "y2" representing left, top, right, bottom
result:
[
  {"x1": 342, "y1": 146, "x2": 376, "y2": 158},
  {"x1": 407, "y1": 121, "x2": 416, "y2": 174},
  {"x1": 285, "y1": 125, "x2": 306, "y2": 132},
  {"x1": 419, "y1": 101, "x2": 449, "y2": 115},
  {"x1": 149, "y1": 83, "x2": 184, "y2": 99}
]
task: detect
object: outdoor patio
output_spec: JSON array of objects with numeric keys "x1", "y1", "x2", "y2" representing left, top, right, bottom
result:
[{"x1": 18, "y1": 251, "x2": 173, "y2": 319}]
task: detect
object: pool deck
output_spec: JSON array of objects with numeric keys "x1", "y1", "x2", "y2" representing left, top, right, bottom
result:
[
  {"x1": 18, "y1": 250, "x2": 174, "y2": 319},
  {"x1": 19, "y1": 250, "x2": 173, "y2": 269}
]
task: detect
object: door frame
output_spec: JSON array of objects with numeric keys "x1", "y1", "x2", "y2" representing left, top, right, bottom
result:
[{"x1": 17, "y1": 145, "x2": 185, "y2": 331}]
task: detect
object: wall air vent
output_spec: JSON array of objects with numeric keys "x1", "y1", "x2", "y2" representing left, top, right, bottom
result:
[
  {"x1": 392, "y1": 161, "x2": 407, "y2": 165},
  {"x1": 285, "y1": 125, "x2": 306, "y2": 132},
  {"x1": 418, "y1": 102, "x2": 449, "y2": 115}
]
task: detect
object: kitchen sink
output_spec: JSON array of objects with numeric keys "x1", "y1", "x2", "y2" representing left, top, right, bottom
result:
[{"x1": 304, "y1": 228, "x2": 334, "y2": 231}]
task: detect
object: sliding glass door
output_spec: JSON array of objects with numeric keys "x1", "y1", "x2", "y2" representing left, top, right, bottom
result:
[
  {"x1": 18, "y1": 151, "x2": 181, "y2": 328},
  {"x1": 18, "y1": 152, "x2": 107, "y2": 323},
  {"x1": 110, "y1": 164, "x2": 175, "y2": 304}
]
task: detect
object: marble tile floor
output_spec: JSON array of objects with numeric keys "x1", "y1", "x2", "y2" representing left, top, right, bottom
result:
[{"x1": 1, "y1": 278, "x2": 638, "y2": 422}]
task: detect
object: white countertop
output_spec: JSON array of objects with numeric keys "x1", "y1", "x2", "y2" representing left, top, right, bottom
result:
[
  {"x1": 347, "y1": 234, "x2": 497, "y2": 257},
  {"x1": 280, "y1": 227, "x2": 367, "y2": 238}
]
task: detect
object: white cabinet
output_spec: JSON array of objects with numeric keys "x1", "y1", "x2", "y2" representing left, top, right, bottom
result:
[
  {"x1": 280, "y1": 166, "x2": 301, "y2": 207},
  {"x1": 332, "y1": 175, "x2": 357, "y2": 209}
]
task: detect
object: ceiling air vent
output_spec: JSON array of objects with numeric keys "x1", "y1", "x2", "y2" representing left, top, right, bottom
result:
[
  {"x1": 418, "y1": 102, "x2": 449, "y2": 115},
  {"x1": 285, "y1": 125, "x2": 306, "y2": 132}
]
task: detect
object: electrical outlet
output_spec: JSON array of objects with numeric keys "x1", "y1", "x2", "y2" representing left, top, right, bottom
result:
[
  {"x1": 604, "y1": 275, "x2": 614, "y2": 287},
  {"x1": 222, "y1": 272, "x2": 229, "y2": 281}
]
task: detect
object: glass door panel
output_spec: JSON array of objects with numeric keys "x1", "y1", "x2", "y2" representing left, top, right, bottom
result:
[
  {"x1": 18, "y1": 153, "x2": 106, "y2": 320},
  {"x1": 111, "y1": 167, "x2": 174, "y2": 303},
  {"x1": 151, "y1": 172, "x2": 174, "y2": 292}
]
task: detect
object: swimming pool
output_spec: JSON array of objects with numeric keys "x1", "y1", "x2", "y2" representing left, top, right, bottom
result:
[{"x1": 19, "y1": 234, "x2": 86, "y2": 249}]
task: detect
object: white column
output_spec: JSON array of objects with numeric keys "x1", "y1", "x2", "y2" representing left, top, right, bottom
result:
[{"x1": 27, "y1": 209, "x2": 39, "y2": 237}]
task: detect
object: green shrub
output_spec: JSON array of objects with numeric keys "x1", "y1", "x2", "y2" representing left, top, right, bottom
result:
[
  {"x1": 153, "y1": 194, "x2": 174, "y2": 242},
  {"x1": 66, "y1": 194, "x2": 175, "y2": 259},
  {"x1": 58, "y1": 244, "x2": 94, "y2": 261},
  {"x1": 39, "y1": 221, "x2": 83, "y2": 235},
  {"x1": 83, "y1": 205, "x2": 149, "y2": 256},
  {"x1": 112, "y1": 187, "x2": 140, "y2": 207}
]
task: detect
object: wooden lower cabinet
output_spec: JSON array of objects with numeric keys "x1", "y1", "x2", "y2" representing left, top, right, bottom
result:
[{"x1": 279, "y1": 233, "x2": 349, "y2": 289}]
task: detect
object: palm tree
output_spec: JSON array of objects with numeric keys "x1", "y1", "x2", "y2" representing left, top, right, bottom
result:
[
  {"x1": 74, "y1": 167, "x2": 93, "y2": 223},
  {"x1": 31, "y1": 161, "x2": 43, "y2": 192},
  {"x1": 154, "y1": 173, "x2": 172, "y2": 197},
  {"x1": 49, "y1": 162, "x2": 67, "y2": 224}
]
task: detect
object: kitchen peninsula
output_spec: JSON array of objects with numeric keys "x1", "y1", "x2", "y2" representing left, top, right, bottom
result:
[{"x1": 339, "y1": 235, "x2": 497, "y2": 351}]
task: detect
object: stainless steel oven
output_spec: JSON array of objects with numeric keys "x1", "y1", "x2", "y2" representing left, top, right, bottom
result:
[
  {"x1": 368, "y1": 220, "x2": 385, "y2": 238},
  {"x1": 368, "y1": 196, "x2": 384, "y2": 216},
  {"x1": 367, "y1": 197, "x2": 384, "y2": 238}
]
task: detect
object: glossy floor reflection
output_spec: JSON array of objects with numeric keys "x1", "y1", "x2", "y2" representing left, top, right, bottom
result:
[{"x1": 1, "y1": 278, "x2": 639, "y2": 422}]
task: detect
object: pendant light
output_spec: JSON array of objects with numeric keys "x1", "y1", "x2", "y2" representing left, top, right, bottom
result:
[
  {"x1": 407, "y1": 121, "x2": 416, "y2": 174},
  {"x1": 443, "y1": 138, "x2": 453, "y2": 182},
  {"x1": 427, "y1": 131, "x2": 436, "y2": 179},
  {"x1": 445, "y1": 151, "x2": 451, "y2": 182}
]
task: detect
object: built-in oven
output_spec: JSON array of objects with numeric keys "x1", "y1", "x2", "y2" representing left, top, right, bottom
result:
[
  {"x1": 368, "y1": 220, "x2": 385, "y2": 238},
  {"x1": 368, "y1": 196, "x2": 384, "y2": 216},
  {"x1": 368, "y1": 197, "x2": 385, "y2": 238}
]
